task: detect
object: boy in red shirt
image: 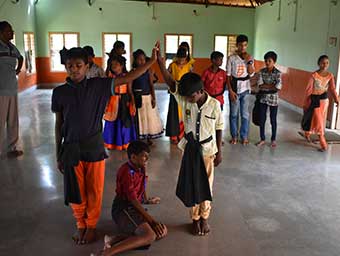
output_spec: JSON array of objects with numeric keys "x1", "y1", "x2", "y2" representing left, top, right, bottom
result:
[
  {"x1": 93, "y1": 141, "x2": 167, "y2": 255},
  {"x1": 201, "y1": 51, "x2": 227, "y2": 110}
]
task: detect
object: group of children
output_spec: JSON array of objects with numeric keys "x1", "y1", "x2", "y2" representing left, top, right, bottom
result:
[{"x1": 51, "y1": 34, "x2": 339, "y2": 256}]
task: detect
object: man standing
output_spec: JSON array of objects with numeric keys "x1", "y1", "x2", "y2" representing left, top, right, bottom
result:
[{"x1": 0, "y1": 21, "x2": 24, "y2": 158}]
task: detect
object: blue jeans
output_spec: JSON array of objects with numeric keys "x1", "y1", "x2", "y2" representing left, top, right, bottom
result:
[{"x1": 229, "y1": 91, "x2": 250, "y2": 140}]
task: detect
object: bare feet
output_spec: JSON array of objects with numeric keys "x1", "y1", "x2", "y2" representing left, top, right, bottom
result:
[
  {"x1": 104, "y1": 235, "x2": 127, "y2": 249},
  {"x1": 145, "y1": 197, "x2": 161, "y2": 204},
  {"x1": 7, "y1": 150, "x2": 23, "y2": 158},
  {"x1": 81, "y1": 228, "x2": 97, "y2": 244},
  {"x1": 229, "y1": 138, "x2": 237, "y2": 145},
  {"x1": 72, "y1": 228, "x2": 86, "y2": 245},
  {"x1": 192, "y1": 219, "x2": 201, "y2": 236},
  {"x1": 241, "y1": 139, "x2": 249, "y2": 145},
  {"x1": 271, "y1": 141, "x2": 277, "y2": 148},
  {"x1": 256, "y1": 140, "x2": 266, "y2": 147},
  {"x1": 200, "y1": 218, "x2": 210, "y2": 236}
]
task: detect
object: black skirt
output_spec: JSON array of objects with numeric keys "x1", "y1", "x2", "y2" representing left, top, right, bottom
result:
[{"x1": 165, "y1": 94, "x2": 180, "y2": 137}]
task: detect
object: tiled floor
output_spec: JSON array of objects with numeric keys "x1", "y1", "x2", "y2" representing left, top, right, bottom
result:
[{"x1": 1, "y1": 89, "x2": 340, "y2": 256}]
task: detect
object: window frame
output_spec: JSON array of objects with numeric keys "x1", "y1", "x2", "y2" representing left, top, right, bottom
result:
[
  {"x1": 164, "y1": 33, "x2": 194, "y2": 57},
  {"x1": 48, "y1": 32, "x2": 80, "y2": 72},
  {"x1": 23, "y1": 31, "x2": 36, "y2": 74},
  {"x1": 102, "y1": 32, "x2": 133, "y2": 71},
  {"x1": 213, "y1": 34, "x2": 238, "y2": 57}
]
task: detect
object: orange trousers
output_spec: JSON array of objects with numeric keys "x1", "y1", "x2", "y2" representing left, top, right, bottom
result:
[{"x1": 70, "y1": 160, "x2": 105, "y2": 229}]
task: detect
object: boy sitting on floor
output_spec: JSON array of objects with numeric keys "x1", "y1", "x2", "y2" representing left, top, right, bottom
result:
[{"x1": 93, "y1": 141, "x2": 167, "y2": 256}]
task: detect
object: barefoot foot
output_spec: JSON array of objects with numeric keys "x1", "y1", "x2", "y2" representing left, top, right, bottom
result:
[
  {"x1": 72, "y1": 228, "x2": 86, "y2": 245},
  {"x1": 256, "y1": 140, "x2": 266, "y2": 147},
  {"x1": 229, "y1": 138, "x2": 237, "y2": 145},
  {"x1": 192, "y1": 219, "x2": 201, "y2": 236},
  {"x1": 81, "y1": 228, "x2": 97, "y2": 244},
  {"x1": 200, "y1": 218, "x2": 210, "y2": 236}
]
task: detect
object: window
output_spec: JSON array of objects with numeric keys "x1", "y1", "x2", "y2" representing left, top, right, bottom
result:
[
  {"x1": 102, "y1": 33, "x2": 132, "y2": 71},
  {"x1": 49, "y1": 32, "x2": 79, "y2": 71},
  {"x1": 23, "y1": 32, "x2": 36, "y2": 73},
  {"x1": 164, "y1": 34, "x2": 193, "y2": 68},
  {"x1": 214, "y1": 35, "x2": 237, "y2": 70}
]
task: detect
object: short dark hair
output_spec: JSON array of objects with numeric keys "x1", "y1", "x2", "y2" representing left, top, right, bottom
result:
[
  {"x1": 176, "y1": 47, "x2": 187, "y2": 58},
  {"x1": 113, "y1": 40, "x2": 125, "y2": 50},
  {"x1": 264, "y1": 51, "x2": 277, "y2": 62},
  {"x1": 127, "y1": 141, "x2": 150, "y2": 159},
  {"x1": 110, "y1": 54, "x2": 126, "y2": 66},
  {"x1": 83, "y1": 45, "x2": 95, "y2": 57},
  {"x1": 318, "y1": 55, "x2": 329, "y2": 65},
  {"x1": 210, "y1": 51, "x2": 224, "y2": 60},
  {"x1": 178, "y1": 72, "x2": 203, "y2": 96},
  {"x1": 236, "y1": 34, "x2": 248, "y2": 44},
  {"x1": 66, "y1": 47, "x2": 88, "y2": 64},
  {"x1": 0, "y1": 21, "x2": 11, "y2": 32}
]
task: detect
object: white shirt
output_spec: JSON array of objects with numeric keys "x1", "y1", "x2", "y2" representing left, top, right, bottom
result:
[
  {"x1": 172, "y1": 84, "x2": 224, "y2": 156},
  {"x1": 226, "y1": 54, "x2": 254, "y2": 94}
]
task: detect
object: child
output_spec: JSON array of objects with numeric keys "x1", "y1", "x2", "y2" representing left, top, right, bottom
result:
[
  {"x1": 156, "y1": 43, "x2": 223, "y2": 236},
  {"x1": 103, "y1": 55, "x2": 136, "y2": 151},
  {"x1": 83, "y1": 45, "x2": 105, "y2": 79},
  {"x1": 301, "y1": 55, "x2": 339, "y2": 152},
  {"x1": 201, "y1": 51, "x2": 227, "y2": 110},
  {"x1": 178, "y1": 41, "x2": 195, "y2": 67},
  {"x1": 132, "y1": 49, "x2": 163, "y2": 145},
  {"x1": 226, "y1": 34, "x2": 255, "y2": 145},
  {"x1": 166, "y1": 47, "x2": 194, "y2": 144},
  {"x1": 51, "y1": 45, "x2": 158, "y2": 245},
  {"x1": 106, "y1": 41, "x2": 127, "y2": 76},
  {"x1": 92, "y1": 141, "x2": 167, "y2": 256},
  {"x1": 256, "y1": 51, "x2": 282, "y2": 148}
]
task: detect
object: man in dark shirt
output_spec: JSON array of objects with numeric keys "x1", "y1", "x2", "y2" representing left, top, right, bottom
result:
[{"x1": 52, "y1": 45, "x2": 159, "y2": 245}]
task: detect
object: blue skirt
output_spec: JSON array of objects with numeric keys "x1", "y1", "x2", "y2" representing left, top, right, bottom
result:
[{"x1": 103, "y1": 118, "x2": 137, "y2": 151}]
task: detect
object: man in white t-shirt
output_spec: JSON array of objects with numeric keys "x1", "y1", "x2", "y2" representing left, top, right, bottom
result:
[{"x1": 226, "y1": 35, "x2": 255, "y2": 145}]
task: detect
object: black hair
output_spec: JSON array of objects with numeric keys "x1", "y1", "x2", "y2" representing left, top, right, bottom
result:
[
  {"x1": 127, "y1": 141, "x2": 150, "y2": 159},
  {"x1": 178, "y1": 72, "x2": 203, "y2": 96},
  {"x1": 179, "y1": 41, "x2": 191, "y2": 61},
  {"x1": 264, "y1": 51, "x2": 277, "y2": 62},
  {"x1": 83, "y1": 45, "x2": 95, "y2": 57},
  {"x1": 113, "y1": 40, "x2": 125, "y2": 50},
  {"x1": 110, "y1": 54, "x2": 126, "y2": 67},
  {"x1": 236, "y1": 34, "x2": 248, "y2": 44},
  {"x1": 0, "y1": 21, "x2": 11, "y2": 32},
  {"x1": 210, "y1": 51, "x2": 224, "y2": 60},
  {"x1": 65, "y1": 47, "x2": 88, "y2": 64},
  {"x1": 176, "y1": 47, "x2": 188, "y2": 59},
  {"x1": 132, "y1": 49, "x2": 146, "y2": 68},
  {"x1": 318, "y1": 55, "x2": 329, "y2": 65}
]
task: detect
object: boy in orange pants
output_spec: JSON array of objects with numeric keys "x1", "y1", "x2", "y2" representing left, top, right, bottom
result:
[{"x1": 52, "y1": 45, "x2": 159, "y2": 245}]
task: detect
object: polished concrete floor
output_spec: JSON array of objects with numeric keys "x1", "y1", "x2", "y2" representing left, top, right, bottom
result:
[{"x1": 1, "y1": 88, "x2": 340, "y2": 256}]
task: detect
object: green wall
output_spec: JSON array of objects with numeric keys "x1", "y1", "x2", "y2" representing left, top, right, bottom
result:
[
  {"x1": 34, "y1": 0, "x2": 255, "y2": 58},
  {"x1": 0, "y1": 0, "x2": 36, "y2": 55},
  {"x1": 254, "y1": 0, "x2": 340, "y2": 75}
]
